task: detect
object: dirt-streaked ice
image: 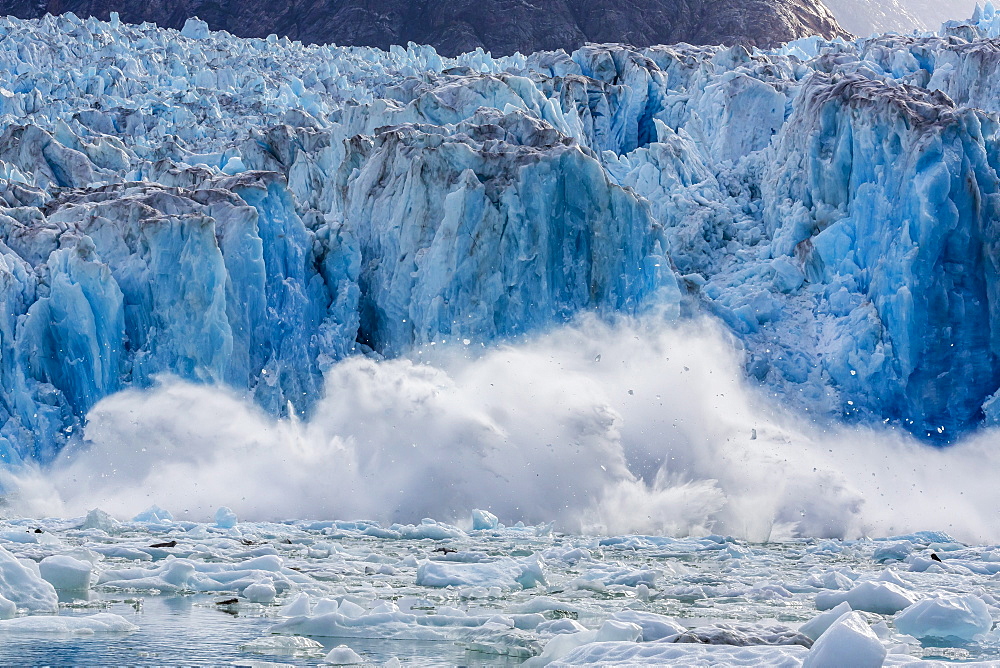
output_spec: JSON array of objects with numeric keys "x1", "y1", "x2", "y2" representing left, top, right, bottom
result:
[{"x1": 2, "y1": 6, "x2": 1000, "y2": 462}]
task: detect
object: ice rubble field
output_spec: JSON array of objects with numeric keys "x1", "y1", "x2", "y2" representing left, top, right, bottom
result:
[{"x1": 0, "y1": 510, "x2": 995, "y2": 665}]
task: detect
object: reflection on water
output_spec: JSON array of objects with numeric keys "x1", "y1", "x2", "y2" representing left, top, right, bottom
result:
[{"x1": 0, "y1": 594, "x2": 525, "y2": 666}]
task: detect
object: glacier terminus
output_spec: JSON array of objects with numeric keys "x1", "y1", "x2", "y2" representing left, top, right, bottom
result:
[{"x1": 3, "y1": 10, "x2": 1000, "y2": 463}]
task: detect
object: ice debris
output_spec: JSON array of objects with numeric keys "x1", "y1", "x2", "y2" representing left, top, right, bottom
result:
[
  {"x1": 798, "y1": 601, "x2": 853, "y2": 641},
  {"x1": 239, "y1": 635, "x2": 325, "y2": 656},
  {"x1": 79, "y1": 508, "x2": 121, "y2": 533},
  {"x1": 325, "y1": 645, "x2": 365, "y2": 664},
  {"x1": 132, "y1": 506, "x2": 174, "y2": 523},
  {"x1": 609, "y1": 609, "x2": 685, "y2": 641},
  {"x1": 801, "y1": 611, "x2": 885, "y2": 668},
  {"x1": 0, "y1": 612, "x2": 137, "y2": 634},
  {"x1": 215, "y1": 507, "x2": 238, "y2": 529},
  {"x1": 815, "y1": 579, "x2": 918, "y2": 615},
  {"x1": 0, "y1": 515, "x2": 995, "y2": 663},
  {"x1": 472, "y1": 509, "x2": 500, "y2": 531},
  {"x1": 242, "y1": 580, "x2": 277, "y2": 603},
  {"x1": 894, "y1": 593, "x2": 993, "y2": 641},
  {"x1": 416, "y1": 556, "x2": 547, "y2": 589},
  {"x1": 547, "y1": 644, "x2": 808, "y2": 667},
  {"x1": 96, "y1": 553, "x2": 305, "y2": 594},
  {"x1": 523, "y1": 619, "x2": 643, "y2": 666},
  {"x1": 38, "y1": 554, "x2": 94, "y2": 590},
  {"x1": 0, "y1": 544, "x2": 57, "y2": 612}
]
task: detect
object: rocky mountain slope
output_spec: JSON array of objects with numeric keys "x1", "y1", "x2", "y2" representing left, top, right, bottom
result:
[
  {"x1": 823, "y1": 0, "x2": 924, "y2": 35},
  {"x1": 823, "y1": 0, "x2": 977, "y2": 35},
  {"x1": 1, "y1": 0, "x2": 848, "y2": 54}
]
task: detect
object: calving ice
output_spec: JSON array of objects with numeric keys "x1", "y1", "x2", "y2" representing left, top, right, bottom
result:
[
  {"x1": 0, "y1": 0, "x2": 996, "y2": 537},
  {"x1": 0, "y1": 0, "x2": 999, "y2": 533},
  {"x1": 0, "y1": 2, "x2": 995, "y2": 667}
]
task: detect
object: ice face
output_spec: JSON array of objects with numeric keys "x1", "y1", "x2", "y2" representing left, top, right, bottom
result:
[
  {"x1": 763, "y1": 73, "x2": 1000, "y2": 436},
  {"x1": 0, "y1": 7, "x2": 998, "y2": 462}
]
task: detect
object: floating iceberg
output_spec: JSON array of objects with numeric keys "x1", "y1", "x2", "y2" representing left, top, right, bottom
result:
[
  {"x1": 0, "y1": 612, "x2": 137, "y2": 634},
  {"x1": 893, "y1": 593, "x2": 993, "y2": 640},
  {"x1": 801, "y1": 611, "x2": 886, "y2": 668},
  {"x1": 0, "y1": 544, "x2": 57, "y2": 612}
]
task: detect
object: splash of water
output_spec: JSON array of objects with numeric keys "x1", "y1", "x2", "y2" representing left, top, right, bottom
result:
[{"x1": 5, "y1": 314, "x2": 999, "y2": 542}]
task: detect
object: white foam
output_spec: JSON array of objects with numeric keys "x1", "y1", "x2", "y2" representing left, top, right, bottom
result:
[{"x1": 6, "y1": 316, "x2": 1000, "y2": 542}]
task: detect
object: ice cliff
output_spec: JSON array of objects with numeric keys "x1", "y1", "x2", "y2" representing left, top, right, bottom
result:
[{"x1": 0, "y1": 8, "x2": 1000, "y2": 462}]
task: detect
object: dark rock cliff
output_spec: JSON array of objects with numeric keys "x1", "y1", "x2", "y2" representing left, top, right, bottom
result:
[{"x1": 2, "y1": 0, "x2": 849, "y2": 55}]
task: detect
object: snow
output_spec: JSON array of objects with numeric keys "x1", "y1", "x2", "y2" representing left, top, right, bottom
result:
[
  {"x1": 894, "y1": 594, "x2": 993, "y2": 640},
  {"x1": 822, "y1": 0, "x2": 978, "y2": 35}
]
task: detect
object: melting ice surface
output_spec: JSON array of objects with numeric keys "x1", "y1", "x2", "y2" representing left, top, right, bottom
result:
[{"x1": 0, "y1": 3, "x2": 999, "y2": 665}]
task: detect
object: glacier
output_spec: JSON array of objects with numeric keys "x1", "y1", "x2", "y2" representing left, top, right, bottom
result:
[{"x1": 2, "y1": 9, "x2": 1000, "y2": 463}]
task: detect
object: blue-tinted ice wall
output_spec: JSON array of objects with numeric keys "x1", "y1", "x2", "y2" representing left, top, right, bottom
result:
[{"x1": 0, "y1": 9, "x2": 999, "y2": 460}]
